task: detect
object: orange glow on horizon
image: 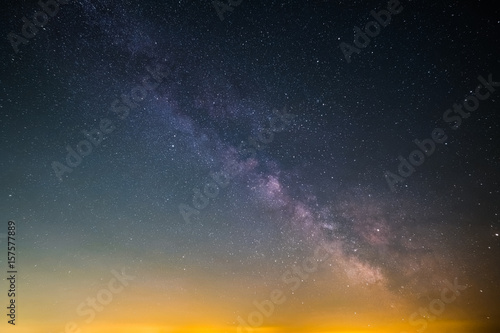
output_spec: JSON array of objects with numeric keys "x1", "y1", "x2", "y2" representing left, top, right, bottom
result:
[{"x1": 5, "y1": 319, "x2": 498, "y2": 333}]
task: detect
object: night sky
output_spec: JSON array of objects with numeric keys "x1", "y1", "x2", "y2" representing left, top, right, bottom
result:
[{"x1": 1, "y1": 0, "x2": 499, "y2": 332}]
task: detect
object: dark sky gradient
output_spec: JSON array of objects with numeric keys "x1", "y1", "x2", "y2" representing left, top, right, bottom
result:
[{"x1": 0, "y1": 0, "x2": 499, "y2": 332}]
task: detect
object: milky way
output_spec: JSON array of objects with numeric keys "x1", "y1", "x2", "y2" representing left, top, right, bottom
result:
[{"x1": 0, "y1": 0, "x2": 499, "y2": 332}]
